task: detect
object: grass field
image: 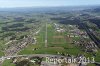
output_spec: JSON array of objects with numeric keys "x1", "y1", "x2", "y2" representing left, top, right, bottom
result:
[
  {"x1": 19, "y1": 23, "x2": 83, "y2": 55},
  {"x1": 2, "y1": 60, "x2": 15, "y2": 66},
  {"x1": 18, "y1": 22, "x2": 100, "y2": 62},
  {"x1": 2, "y1": 22, "x2": 100, "y2": 66}
]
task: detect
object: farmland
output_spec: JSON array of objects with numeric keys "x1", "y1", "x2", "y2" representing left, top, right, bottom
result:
[{"x1": 0, "y1": 7, "x2": 100, "y2": 66}]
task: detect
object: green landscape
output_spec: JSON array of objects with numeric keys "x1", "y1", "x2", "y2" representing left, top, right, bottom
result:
[{"x1": 0, "y1": 6, "x2": 100, "y2": 66}]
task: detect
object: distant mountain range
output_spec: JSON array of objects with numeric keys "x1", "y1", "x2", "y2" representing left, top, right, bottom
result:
[
  {"x1": 91, "y1": 7, "x2": 100, "y2": 12},
  {"x1": 83, "y1": 6, "x2": 100, "y2": 13},
  {"x1": 0, "y1": 6, "x2": 99, "y2": 12}
]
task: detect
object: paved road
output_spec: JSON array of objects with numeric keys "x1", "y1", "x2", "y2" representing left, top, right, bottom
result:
[
  {"x1": 0, "y1": 54, "x2": 63, "y2": 60},
  {"x1": 45, "y1": 22, "x2": 47, "y2": 48},
  {"x1": 0, "y1": 54, "x2": 71, "y2": 66}
]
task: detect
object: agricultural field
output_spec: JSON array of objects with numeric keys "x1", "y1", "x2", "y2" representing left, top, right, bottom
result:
[{"x1": 0, "y1": 7, "x2": 100, "y2": 66}]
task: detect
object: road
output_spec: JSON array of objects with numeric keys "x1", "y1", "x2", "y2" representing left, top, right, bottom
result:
[
  {"x1": 45, "y1": 22, "x2": 47, "y2": 48},
  {"x1": 0, "y1": 54, "x2": 95, "y2": 66},
  {"x1": 0, "y1": 54, "x2": 64, "y2": 60}
]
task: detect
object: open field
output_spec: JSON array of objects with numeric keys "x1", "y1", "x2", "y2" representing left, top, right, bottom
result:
[
  {"x1": 18, "y1": 23, "x2": 84, "y2": 55},
  {"x1": 0, "y1": 7, "x2": 100, "y2": 66}
]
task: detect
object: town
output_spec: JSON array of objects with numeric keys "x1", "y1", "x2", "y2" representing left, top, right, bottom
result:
[{"x1": 0, "y1": 5, "x2": 99, "y2": 66}]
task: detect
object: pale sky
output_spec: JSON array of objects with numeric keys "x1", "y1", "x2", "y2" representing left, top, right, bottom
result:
[{"x1": 0, "y1": 0, "x2": 100, "y2": 8}]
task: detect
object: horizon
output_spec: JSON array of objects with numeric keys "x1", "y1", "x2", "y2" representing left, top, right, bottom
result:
[
  {"x1": 0, "y1": 0, "x2": 100, "y2": 8},
  {"x1": 0, "y1": 5, "x2": 99, "y2": 9}
]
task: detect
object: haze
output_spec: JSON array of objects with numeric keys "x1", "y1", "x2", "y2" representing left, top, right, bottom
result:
[{"x1": 0, "y1": 0, "x2": 100, "y2": 8}]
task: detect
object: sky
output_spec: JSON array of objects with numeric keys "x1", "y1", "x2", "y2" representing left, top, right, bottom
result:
[{"x1": 0, "y1": 0, "x2": 100, "y2": 8}]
